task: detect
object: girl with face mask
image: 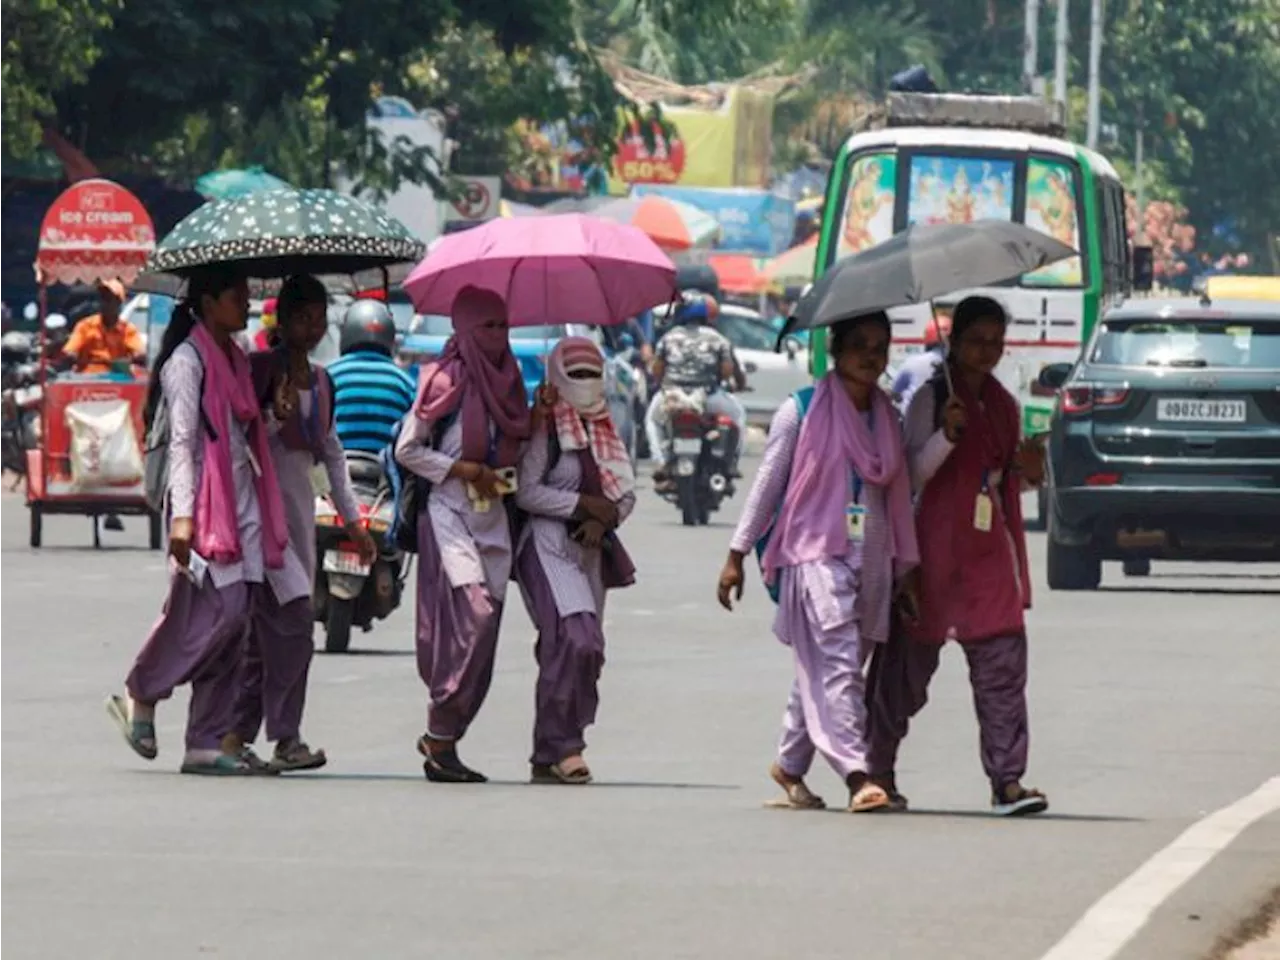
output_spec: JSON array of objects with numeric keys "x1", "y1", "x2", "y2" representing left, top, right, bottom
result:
[
  {"x1": 394, "y1": 286, "x2": 530, "y2": 783},
  {"x1": 514, "y1": 337, "x2": 636, "y2": 784}
]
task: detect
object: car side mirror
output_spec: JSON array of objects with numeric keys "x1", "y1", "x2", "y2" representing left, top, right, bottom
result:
[
  {"x1": 1132, "y1": 245, "x2": 1154, "y2": 293},
  {"x1": 1038, "y1": 362, "x2": 1072, "y2": 391}
]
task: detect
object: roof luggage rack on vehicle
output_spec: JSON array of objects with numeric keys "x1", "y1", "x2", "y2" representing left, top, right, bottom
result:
[{"x1": 884, "y1": 92, "x2": 1067, "y2": 137}]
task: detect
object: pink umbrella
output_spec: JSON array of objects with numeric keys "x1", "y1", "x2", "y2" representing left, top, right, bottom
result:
[{"x1": 404, "y1": 214, "x2": 676, "y2": 326}]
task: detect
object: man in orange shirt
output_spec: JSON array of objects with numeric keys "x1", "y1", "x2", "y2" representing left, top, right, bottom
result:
[{"x1": 62, "y1": 280, "x2": 146, "y2": 375}]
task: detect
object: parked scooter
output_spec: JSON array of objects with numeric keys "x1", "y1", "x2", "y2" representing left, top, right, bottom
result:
[
  {"x1": 2, "y1": 332, "x2": 42, "y2": 483},
  {"x1": 313, "y1": 451, "x2": 406, "y2": 653},
  {"x1": 656, "y1": 384, "x2": 738, "y2": 527}
]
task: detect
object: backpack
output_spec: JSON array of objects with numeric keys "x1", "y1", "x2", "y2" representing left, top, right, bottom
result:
[
  {"x1": 383, "y1": 413, "x2": 452, "y2": 554},
  {"x1": 752, "y1": 385, "x2": 815, "y2": 604},
  {"x1": 142, "y1": 354, "x2": 216, "y2": 513}
]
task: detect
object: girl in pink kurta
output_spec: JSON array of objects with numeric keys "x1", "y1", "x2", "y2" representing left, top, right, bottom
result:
[
  {"x1": 106, "y1": 267, "x2": 290, "y2": 776},
  {"x1": 866, "y1": 295, "x2": 1050, "y2": 816},
  {"x1": 231, "y1": 275, "x2": 374, "y2": 773},
  {"x1": 395, "y1": 286, "x2": 531, "y2": 783},
  {"x1": 718, "y1": 312, "x2": 920, "y2": 813},
  {"x1": 515, "y1": 338, "x2": 637, "y2": 785}
]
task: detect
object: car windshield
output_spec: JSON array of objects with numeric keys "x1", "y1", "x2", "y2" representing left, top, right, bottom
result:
[
  {"x1": 409, "y1": 315, "x2": 568, "y2": 341},
  {"x1": 1090, "y1": 317, "x2": 1280, "y2": 369},
  {"x1": 718, "y1": 311, "x2": 779, "y2": 351}
]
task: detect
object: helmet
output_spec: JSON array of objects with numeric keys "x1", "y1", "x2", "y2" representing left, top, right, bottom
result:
[{"x1": 340, "y1": 299, "x2": 396, "y2": 355}]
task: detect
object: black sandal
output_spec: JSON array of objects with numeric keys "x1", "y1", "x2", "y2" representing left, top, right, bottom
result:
[
  {"x1": 417, "y1": 735, "x2": 487, "y2": 784},
  {"x1": 992, "y1": 782, "x2": 1049, "y2": 816}
]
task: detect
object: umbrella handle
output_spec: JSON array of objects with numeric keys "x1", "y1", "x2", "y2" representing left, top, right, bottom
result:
[{"x1": 930, "y1": 303, "x2": 954, "y2": 397}]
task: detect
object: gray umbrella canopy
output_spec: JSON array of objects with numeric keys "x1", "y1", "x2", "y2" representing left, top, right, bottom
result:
[{"x1": 791, "y1": 220, "x2": 1077, "y2": 330}]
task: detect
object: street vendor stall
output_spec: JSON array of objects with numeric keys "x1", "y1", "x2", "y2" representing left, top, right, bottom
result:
[{"x1": 26, "y1": 179, "x2": 159, "y2": 548}]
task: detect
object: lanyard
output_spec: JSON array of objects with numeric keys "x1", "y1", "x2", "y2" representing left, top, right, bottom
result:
[
  {"x1": 851, "y1": 407, "x2": 874, "y2": 505},
  {"x1": 296, "y1": 377, "x2": 321, "y2": 448}
]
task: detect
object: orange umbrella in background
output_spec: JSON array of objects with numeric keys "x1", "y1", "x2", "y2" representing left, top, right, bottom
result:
[
  {"x1": 542, "y1": 194, "x2": 721, "y2": 250},
  {"x1": 708, "y1": 254, "x2": 770, "y2": 295}
]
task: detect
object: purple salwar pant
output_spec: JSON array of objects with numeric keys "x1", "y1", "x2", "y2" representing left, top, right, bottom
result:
[
  {"x1": 775, "y1": 587, "x2": 872, "y2": 781},
  {"x1": 126, "y1": 576, "x2": 251, "y2": 751},
  {"x1": 516, "y1": 543, "x2": 605, "y2": 766},
  {"x1": 416, "y1": 509, "x2": 503, "y2": 742},
  {"x1": 866, "y1": 628, "x2": 1030, "y2": 792},
  {"x1": 232, "y1": 591, "x2": 314, "y2": 744}
]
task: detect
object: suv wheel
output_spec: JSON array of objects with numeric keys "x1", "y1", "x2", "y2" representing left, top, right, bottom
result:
[
  {"x1": 1122, "y1": 557, "x2": 1151, "y2": 577},
  {"x1": 1047, "y1": 537, "x2": 1102, "y2": 590}
]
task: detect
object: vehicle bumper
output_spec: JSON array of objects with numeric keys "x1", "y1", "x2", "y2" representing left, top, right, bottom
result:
[{"x1": 1053, "y1": 485, "x2": 1280, "y2": 560}]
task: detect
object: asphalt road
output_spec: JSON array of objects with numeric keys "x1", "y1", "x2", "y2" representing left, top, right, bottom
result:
[{"x1": 2, "y1": 469, "x2": 1278, "y2": 960}]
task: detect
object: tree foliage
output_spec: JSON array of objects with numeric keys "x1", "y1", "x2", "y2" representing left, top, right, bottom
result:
[{"x1": 1, "y1": 0, "x2": 118, "y2": 156}]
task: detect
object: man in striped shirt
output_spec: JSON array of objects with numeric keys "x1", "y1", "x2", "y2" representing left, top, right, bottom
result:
[{"x1": 326, "y1": 300, "x2": 416, "y2": 454}]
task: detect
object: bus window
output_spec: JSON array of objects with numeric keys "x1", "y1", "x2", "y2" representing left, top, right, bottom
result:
[
  {"x1": 1096, "y1": 178, "x2": 1126, "y2": 298},
  {"x1": 836, "y1": 152, "x2": 897, "y2": 261},
  {"x1": 905, "y1": 153, "x2": 1015, "y2": 226},
  {"x1": 1023, "y1": 157, "x2": 1085, "y2": 286}
]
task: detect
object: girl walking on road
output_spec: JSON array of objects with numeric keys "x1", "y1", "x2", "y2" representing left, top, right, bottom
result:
[
  {"x1": 515, "y1": 338, "x2": 636, "y2": 785},
  {"x1": 106, "y1": 267, "x2": 289, "y2": 776},
  {"x1": 866, "y1": 295, "x2": 1049, "y2": 816},
  {"x1": 395, "y1": 286, "x2": 530, "y2": 783},
  {"x1": 227, "y1": 275, "x2": 375, "y2": 773},
  {"x1": 717, "y1": 312, "x2": 920, "y2": 813}
]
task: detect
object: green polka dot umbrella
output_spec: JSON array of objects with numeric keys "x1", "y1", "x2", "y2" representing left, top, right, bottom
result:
[{"x1": 134, "y1": 188, "x2": 425, "y2": 294}]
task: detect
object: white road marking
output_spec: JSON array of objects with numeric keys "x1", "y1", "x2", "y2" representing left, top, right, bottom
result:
[
  {"x1": 1040, "y1": 776, "x2": 1280, "y2": 960},
  {"x1": 324, "y1": 674, "x2": 363, "y2": 685}
]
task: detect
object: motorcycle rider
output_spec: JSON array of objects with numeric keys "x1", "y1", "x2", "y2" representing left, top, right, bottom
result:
[
  {"x1": 326, "y1": 298, "x2": 416, "y2": 454},
  {"x1": 647, "y1": 294, "x2": 747, "y2": 488}
]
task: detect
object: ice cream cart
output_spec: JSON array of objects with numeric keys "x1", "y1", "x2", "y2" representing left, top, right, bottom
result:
[{"x1": 25, "y1": 179, "x2": 160, "y2": 549}]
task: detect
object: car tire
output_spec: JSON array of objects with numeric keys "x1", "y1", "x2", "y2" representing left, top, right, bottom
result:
[
  {"x1": 1122, "y1": 557, "x2": 1151, "y2": 577},
  {"x1": 1046, "y1": 536, "x2": 1101, "y2": 591}
]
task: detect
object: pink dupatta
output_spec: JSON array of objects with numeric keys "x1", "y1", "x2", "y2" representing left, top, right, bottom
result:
[{"x1": 189, "y1": 323, "x2": 289, "y2": 568}]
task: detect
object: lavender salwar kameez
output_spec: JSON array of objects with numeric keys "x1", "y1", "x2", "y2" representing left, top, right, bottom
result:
[
  {"x1": 514, "y1": 426, "x2": 635, "y2": 766},
  {"x1": 396, "y1": 415, "x2": 514, "y2": 742},
  {"x1": 731, "y1": 398, "x2": 898, "y2": 781},
  {"x1": 125, "y1": 342, "x2": 260, "y2": 750},
  {"x1": 232, "y1": 389, "x2": 360, "y2": 744}
]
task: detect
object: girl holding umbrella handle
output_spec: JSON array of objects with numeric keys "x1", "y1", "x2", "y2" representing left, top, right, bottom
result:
[
  {"x1": 867, "y1": 295, "x2": 1049, "y2": 816},
  {"x1": 395, "y1": 286, "x2": 531, "y2": 783}
]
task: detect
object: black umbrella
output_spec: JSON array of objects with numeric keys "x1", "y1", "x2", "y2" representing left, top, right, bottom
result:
[
  {"x1": 133, "y1": 188, "x2": 426, "y2": 294},
  {"x1": 790, "y1": 220, "x2": 1076, "y2": 331}
]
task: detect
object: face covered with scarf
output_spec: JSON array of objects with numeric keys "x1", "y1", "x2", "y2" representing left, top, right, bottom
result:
[
  {"x1": 547, "y1": 337, "x2": 634, "y2": 502},
  {"x1": 414, "y1": 286, "x2": 529, "y2": 466}
]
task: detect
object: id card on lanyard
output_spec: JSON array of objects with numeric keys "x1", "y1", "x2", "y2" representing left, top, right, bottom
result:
[{"x1": 974, "y1": 469, "x2": 994, "y2": 532}]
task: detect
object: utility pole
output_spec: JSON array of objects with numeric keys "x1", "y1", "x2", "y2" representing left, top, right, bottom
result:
[
  {"x1": 1054, "y1": 0, "x2": 1070, "y2": 113},
  {"x1": 1024, "y1": 0, "x2": 1042, "y2": 95},
  {"x1": 1086, "y1": 0, "x2": 1103, "y2": 148}
]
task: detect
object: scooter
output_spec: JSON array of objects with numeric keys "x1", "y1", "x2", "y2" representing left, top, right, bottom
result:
[
  {"x1": 656, "y1": 385, "x2": 738, "y2": 527},
  {"x1": 313, "y1": 452, "x2": 407, "y2": 653}
]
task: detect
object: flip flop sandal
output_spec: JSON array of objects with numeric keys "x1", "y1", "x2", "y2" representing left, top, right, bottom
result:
[
  {"x1": 270, "y1": 741, "x2": 326, "y2": 773},
  {"x1": 105, "y1": 695, "x2": 157, "y2": 761},
  {"x1": 418, "y1": 736, "x2": 487, "y2": 784},
  {"x1": 179, "y1": 754, "x2": 255, "y2": 776},
  {"x1": 848, "y1": 781, "x2": 893, "y2": 813},
  {"x1": 992, "y1": 785, "x2": 1049, "y2": 817},
  {"x1": 767, "y1": 764, "x2": 826, "y2": 810},
  {"x1": 871, "y1": 774, "x2": 909, "y2": 813},
  {"x1": 530, "y1": 761, "x2": 593, "y2": 785}
]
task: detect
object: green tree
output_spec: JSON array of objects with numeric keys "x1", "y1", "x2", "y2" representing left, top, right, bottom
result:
[{"x1": 1, "y1": 0, "x2": 118, "y2": 157}]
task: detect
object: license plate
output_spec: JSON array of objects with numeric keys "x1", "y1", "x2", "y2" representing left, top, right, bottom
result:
[
  {"x1": 323, "y1": 550, "x2": 370, "y2": 577},
  {"x1": 1156, "y1": 398, "x2": 1246, "y2": 423},
  {"x1": 672, "y1": 437, "x2": 702, "y2": 454}
]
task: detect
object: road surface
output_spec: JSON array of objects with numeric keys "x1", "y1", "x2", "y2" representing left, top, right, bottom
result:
[{"x1": 2, "y1": 472, "x2": 1277, "y2": 960}]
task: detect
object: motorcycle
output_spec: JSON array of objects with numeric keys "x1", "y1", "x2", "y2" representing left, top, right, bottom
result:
[
  {"x1": 2, "y1": 332, "x2": 42, "y2": 483},
  {"x1": 313, "y1": 451, "x2": 406, "y2": 653},
  {"x1": 657, "y1": 385, "x2": 739, "y2": 527}
]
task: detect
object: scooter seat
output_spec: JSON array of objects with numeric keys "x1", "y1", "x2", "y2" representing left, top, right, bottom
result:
[{"x1": 345, "y1": 452, "x2": 384, "y2": 487}]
